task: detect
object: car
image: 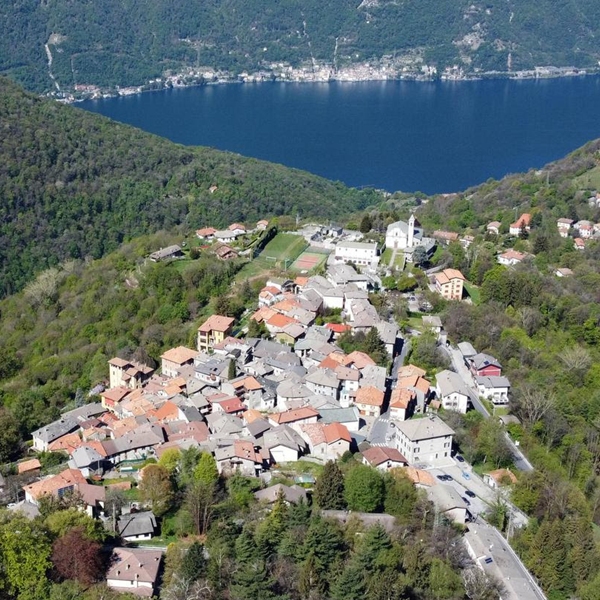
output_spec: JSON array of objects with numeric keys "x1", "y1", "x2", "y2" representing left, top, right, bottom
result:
[
  {"x1": 436, "y1": 475, "x2": 446, "y2": 481},
  {"x1": 464, "y1": 490, "x2": 476, "y2": 498},
  {"x1": 443, "y1": 474, "x2": 453, "y2": 482},
  {"x1": 462, "y1": 496, "x2": 471, "y2": 506},
  {"x1": 455, "y1": 455, "x2": 465, "y2": 463}
]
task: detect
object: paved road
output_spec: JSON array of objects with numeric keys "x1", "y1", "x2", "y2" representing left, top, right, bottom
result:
[
  {"x1": 442, "y1": 345, "x2": 533, "y2": 472},
  {"x1": 464, "y1": 519, "x2": 546, "y2": 600}
]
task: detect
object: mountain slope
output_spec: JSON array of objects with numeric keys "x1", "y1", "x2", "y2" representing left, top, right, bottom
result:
[
  {"x1": 0, "y1": 77, "x2": 378, "y2": 296},
  {"x1": 2, "y1": 0, "x2": 600, "y2": 93}
]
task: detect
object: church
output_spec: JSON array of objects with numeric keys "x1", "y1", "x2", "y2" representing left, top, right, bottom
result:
[{"x1": 385, "y1": 215, "x2": 419, "y2": 249}]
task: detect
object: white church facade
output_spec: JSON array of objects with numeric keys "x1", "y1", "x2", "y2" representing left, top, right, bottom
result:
[{"x1": 386, "y1": 215, "x2": 418, "y2": 249}]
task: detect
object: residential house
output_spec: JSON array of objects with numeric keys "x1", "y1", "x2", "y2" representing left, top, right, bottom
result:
[
  {"x1": 263, "y1": 425, "x2": 307, "y2": 464},
  {"x1": 258, "y1": 286, "x2": 284, "y2": 307},
  {"x1": 305, "y1": 368, "x2": 340, "y2": 399},
  {"x1": 214, "y1": 245, "x2": 238, "y2": 260},
  {"x1": 556, "y1": 218, "x2": 573, "y2": 237},
  {"x1": 574, "y1": 237, "x2": 586, "y2": 250},
  {"x1": 486, "y1": 221, "x2": 501, "y2": 235},
  {"x1": 483, "y1": 468, "x2": 518, "y2": 489},
  {"x1": 426, "y1": 485, "x2": 469, "y2": 524},
  {"x1": 161, "y1": 346, "x2": 198, "y2": 378},
  {"x1": 432, "y1": 230, "x2": 459, "y2": 245},
  {"x1": 555, "y1": 267, "x2": 574, "y2": 277},
  {"x1": 497, "y1": 249, "x2": 528, "y2": 266},
  {"x1": 395, "y1": 416, "x2": 455, "y2": 466},
  {"x1": 318, "y1": 406, "x2": 361, "y2": 432},
  {"x1": 354, "y1": 386, "x2": 385, "y2": 418},
  {"x1": 149, "y1": 245, "x2": 183, "y2": 262},
  {"x1": 105, "y1": 547, "x2": 162, "y2": 597},
  {"x1": 24, "y1": 468, "x2": 87, "y2": 505},
  {"x1": 268, "y1": 407, "x2": 319, "y2": 430},
  {"x1": 434, "y1": 269, "x2": 465, "y2": 301},
  {"x1": 509, "y1": 213, "x2": 532, "y2": 236},
  {"x1": 32, "y1": 418, "x2": 79, "y2": 452},
  {"x1": 256, "y1": 219, "x2": 269, "y2": 231},
  {"x1": 108, "y1": 358, "x2": 154, "y2": 389},
  {"x1": 228, "y1": 223, "x2": 246, "y2": 235},
  {"x1": 422, "y1": 316, "x2": 443, "y2": 335},
  {"x1": 254, "y1": 483, "x2": 307, "y2": 504},
  {"x1": 362, "y1": 446, "x2": 408, "y2": 471},
  {"x1": 68, "y1": 445, "x2": 106, "y2": 477},
  {"x1": 215, "y1": 440, "x2": 262, "y2": 477},
  {"x1": 214, "y1": 230, "x2": 239, "y2": 242},
  {"x1": 17, "y1": 459, "x2": 41, "y2": 475},
  {"x1": 375, "y1": 321, "x2": 401, "y2": 357},
  {"x1": 476, "y1": 375, "x2": 510, "y2": 405},
  {"x1": 389, "y1": 387, "x2": 416, "y2": 421},
  {"x1": 196, "y1": 227, "x2": 216, "y2": 240},
  {"x1": 435, "y1": 370, "x2": 470, "y2": 414},
  {"x1": 117, "y1": 511, "x2": 157, "y2": 542},
  {"x1": 468, "y1": 353, "x2": 502, "y2": 377},
  {"x1": 197, "y1": 315, "x2": 235, "y2": 352},
  {"x1": 334, "y1": 241, "x2": 379, "y2": 267}
]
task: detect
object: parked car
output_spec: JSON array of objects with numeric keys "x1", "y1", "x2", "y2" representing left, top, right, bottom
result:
[
  {"x1": 455, "y1": 455, "x2": 465, "y2": 463},
  {"x1": 465, "y1": 490, "x2": 476, "y2": 498},
  {"x1": 436, "y1": 475, "x2": 446, "y2": 481},
  {"x1": 462, "y1": 497, "x2": 471, "y2": 506}
]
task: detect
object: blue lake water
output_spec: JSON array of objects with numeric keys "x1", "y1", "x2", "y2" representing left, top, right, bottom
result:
[{"x1": 81, "y1": 77, "x2": 600, "y2": 194}]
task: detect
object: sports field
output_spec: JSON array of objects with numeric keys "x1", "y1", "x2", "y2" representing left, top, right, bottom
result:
[{"x1": 290, "y1": 250, "x2": 328, "y2": 272}]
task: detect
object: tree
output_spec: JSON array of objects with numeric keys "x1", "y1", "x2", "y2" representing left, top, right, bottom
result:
[
  {"x1": 383, "y1": 471, "x2": 418, "y2": 520},
  {"x1": 355, "y1": 524, "x2": 392, "y2": 571},
  {"x1": 463, "y1": 568, "x2": 505, "y2": 600},
  {"x1": 186, "y1": 480, "x2": 217, "y2": 535},
  {"x1": 330, "y1": 557, "x2": 366, "y2": 600},
  {"x1": 514, "y1": 386, "x2": 557, "y2": 430},
  {"x1": 138, "y1": 464, "x2": 174, "y2": 516},
  {"x1": 314, "y1": 461, "x2": 346, "y2": 509},
  {"x1": 412, "y1": 245, "x2": 428, "y2": 267},
  {"x1": 344, "y1": 465, "x2": 385, "y2": 512},
  {"x1": 247, "y1": 318, "x2": 269, "y2": 338},
  {"x1": 52, "y1": 527, "x2": 104, "y2": 585},
  {"x1": 179, "y1": 542, "x2": 207, "y2": 583},
  {"x1": 360, "y1": 214, "x2": 373, "y2": 234},
  {"x1": 228, "y1": 358, "x2": 237, "y2": 380},
  {"x1": 0, "y1": 516, "x2": 52, "y2": 600},
  {"x1": 194, "y1": 452, "x2": 219, "y2": 486},
  {"x1": 428, "y1": 558, "x2": 463, "y2": 599},
  {"x1": 158, "y1": 448, "x2": 182, "y2": 474},
  {"x1": 45, "y1": 508, "x2": 107, "y2": 542},
  {"x1": 0, "y1": 407, "x2": 22, "y2": 462}
]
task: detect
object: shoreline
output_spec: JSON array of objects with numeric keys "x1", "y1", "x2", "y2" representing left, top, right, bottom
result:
[{"x1": 54, "y1": 62, "x2": 596, "y2": 104}]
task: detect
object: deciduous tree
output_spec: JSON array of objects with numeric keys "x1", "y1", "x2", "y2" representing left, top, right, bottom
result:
[
  {"x1": 139, "y1": 464, "x2": 174, "y2": 516},
  {"x1": 52, "y1": 526, "x2": 104, "y2": 585}
]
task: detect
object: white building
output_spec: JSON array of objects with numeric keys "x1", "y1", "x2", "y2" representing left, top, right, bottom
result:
[
  {"x1": 475, "y1": 375, "x2": 510, "y2": 405},
  {"x1": 385, "y1": 215, "x2": 416, "y2": 250},
  {"x1": 334, "y1": 241, "x2": 379, "y2": 267},
  {"x1": 106, "y1": 548, "x2": 162, "y2": 596},
  {"x1": 395, "y1": 416, "x2": 455, "y2": 466},
  {"x1": 435, "y1": 369, "x2": 470, "y2": 414}
]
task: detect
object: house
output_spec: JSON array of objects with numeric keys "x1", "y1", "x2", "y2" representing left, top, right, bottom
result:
[
  {"x1": 161, "y1": 346, "x2": 198, "y2": 378},
  {"x1": 422, "y1": 315, "x2": 442, "y2": 335},
  {"x1": 432, "y1": 230, "x2": 459, "y2": 245},
  {"x1": 228, "y1": 223, "x2": 247, "y2": 235},
  {"x1": 468, "y1": 353, "x2": 502, "y2": 377},
  {"x1": 32, "y1": 418, "x2": 79, "y2": 452},
  {"x1": 395, "y1": 416, "x2": 455, "y2": 466},
  {"x1": 375, "y1": 321, "x2": 401, "y2": 357},
  {"x1": 214, "y1": 245, "x2": 238, "y2": 260},
  {"x1": 434, "y1": 269, "x2": 465, "y2": 301},
  {"x1": 268, "y1": 407, "x2": 319, "y2": 429},
  {"x1": 509, "y1": 213, "x2": 532, "y2": 236},
  {"x1": 68, "y1": 445, "x2": 106, "y2": 477},
  {"x1": 256, "y1": 219, "x2": 269, "y2": 231},
  {"x1": 263, "y1": 425, "x2": 307, "y2": 463},
  {"x1": 555, "y1": 267, "x2": 574, "y2": 277},
  {"x1": 17, "y1": 458, "x2": 41, "y2": 475},
  {"x1": 197, "y1": 315, "x2": 235, "y2": 352},
  {"x1": 106, "y1": 547, "x2": 162, "y2": 597},
  {"x1": 486, "y1": 221, "x2": 501, "y2": 235},
  {"x1": 389, "y1": 387, "x2": 416, "y2": 421},
  {"x1": 318, "y1": 406, "x2": 361, "y2": 432},
  {"x1": 258, "y1": 286, "x2": 284, "y2": 307},
  {"x1": 362, "y1": 446, "x2": 408, "y2": 471},
  {"x1": 214, "y1": 230, "x2": 239, "y2": 242},
  {"x1": 435, "y1": 370, "x2": 470, "y2": 414},
  {"x1": 117, "y1": 511, "x2": 157, "y2": 542},
  {"x1": 574, "y1": 237, "x2": 586, "y2": 250},
  {"x1": 483, "y1": 468, "x2": 518, "y2": 489},
  {"x1": 254, "y1": 483, "x2": 307, "y2": 504},
  {"x1": 556, "y1": 218, "x2": 573, "y2": 237},
  {"x1": 334, "y1": 241, "x2": 379, "y2": 267},
  {"x1": 497, "y1": 249, "x2": 528, "y2": 266},
  {"x1": 353, "y1": 386, "x2": 385, "y2": 418},
  {"x1": 426, "y1": 484, "x2": 469, "y2": 524},
  {"x1": 305, "y1": 368, "x2": 340, "y2": 399},
  {"x1": 215, "y1": 440, "x2": 262, "y2": 476},
  {"x1": 108, "y1": 358, "x2": 154, "y2": 390},
  {"x1": 23, "y1": 468, "x2": 87, "y2": 505},
  {"x1": 196, "y1": 227, "x2": 216, "y2": 240},
  {"x1": 148, "y1": 245, "x2": 183, "y2": 262},
  {"x1": 476, "y1": 375, "x2": 510, "y2": 405}
]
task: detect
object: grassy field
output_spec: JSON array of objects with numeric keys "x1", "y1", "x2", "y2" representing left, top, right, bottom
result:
[
  {"x1": 574, "y1": 165, "x2": 600, "y2": 189},
  {"x1": 237, "y1": 233, "x2": 308, "y2": 281},
  {"x1": 381, "y1": 247, "x2": 393, "y2": 265},
  {"x1": 464, "y1": 281, "x2": 481, "y2": 304}
]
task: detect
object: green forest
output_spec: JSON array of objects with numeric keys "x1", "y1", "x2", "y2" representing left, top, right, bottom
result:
[
  {"x1": 2, "y1": 0, "x2": 600, "y2": 92},
  {"x1": 0, "y1": 77, "x2": 378, "y2": 297}
]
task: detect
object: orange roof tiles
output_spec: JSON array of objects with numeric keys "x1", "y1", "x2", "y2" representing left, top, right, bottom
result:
[
  {"x1": 266, "y1": 313, "x2": 296, "y2": 328},
  {"x1": 271, "y1": 299, "x2": 301, "y2": 313},
  {"x1": 294, "y1": 276, "x2": 309, "y2": 287},
  {"x1": 344, "y1": 351, "x2": 376, "y2": 369},
  {"x1": 251, "y1": 307, "x2": 277, "y2": 323},
  {"x1": 242, "y1": 409, "x2": 263, "y2": 424},
  {"x1": 398, "y1": 375, "x2": 431, "y2": 395},
  {"x1": 198, "y1": 315, "x2": 235, "y2": 333},
  {"x1": 435, "y1": 268, "x2": 465, "y2": 285},
  {"x1": 324, "y1": 422, "x2": 351, "y2": 444},
  {"x1": 404, "y1": 467, "x2": 435, "y2": 487},
  {"x1": 17, "y1": 458, "x2": 41, "y2": 474},
  {"x1": 325, "y1": 323, "x2": 351, "y2": 334},
  {"x1": 196, "y1": 227, "x2": 216, "y2": 236},
  {"x1": 390, "y1": 387, "x2": 416, "y2": 409},
  {"x1": 24, "y1": 468, "x2": 87, "y2": 501},
  {"x1": 154, "y1": 401, "x2": 180, "y2": 422},
  {"x1": 49, "y1": 432, "x2": 83, "y2": 454},
  {"x1": 362, "y1": 446, "x2": 407, "y2": 466},
  {"x1": 397, "y1": 364, "x2": 427, "y2": 379},
  {"x1": 355, "y1": 386, "x2": 384, "y2": 407},
  {"x1": 161, "y1": 346, "x2": 198, "y2": 365},
  {"x1": 270, "y1": 407, "x2": 319, "y2": 424}
]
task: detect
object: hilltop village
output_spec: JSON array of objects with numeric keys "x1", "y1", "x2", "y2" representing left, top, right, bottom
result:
[{"x1": 2, "y1": 205, "x2": 571, "y2": 598}]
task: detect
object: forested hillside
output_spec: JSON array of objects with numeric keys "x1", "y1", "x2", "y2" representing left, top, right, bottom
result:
[
  {"x1": 2, "y1": 0, "x2": 600, "y2": 92},
  {"x1": 0, "y1": 77, "x2": 378, "y2": 296}
]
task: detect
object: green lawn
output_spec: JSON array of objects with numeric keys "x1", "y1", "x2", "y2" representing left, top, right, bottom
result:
[
  {"x1": 574, "y1": 165, "x2": 600, "y2": 189},
  {"x1": 464, "y1": 281, "x2": 481, "y2": 304},
  {"x1": 381, "y1": 247, "x2": 393, "y2": 264}
]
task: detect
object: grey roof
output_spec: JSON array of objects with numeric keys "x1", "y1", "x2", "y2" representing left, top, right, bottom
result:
[
  {"x1": 349, "y1": 299, "x2": 380, "y2": 328},
  {"x1": 194, "y1": 358, "x2": 229, "y2": 377},
  {"x1": 69, "y1": 445, "x2": 105, "y2": 468},
  {"x1": 178, "y1": 405, "x2": 204, "y2": 422},
  {"x1": 276, "y1": 378, "x2": 312, "y2": 399},
  {"x1": 457, "y1": 341, "x2": 477, "y2": 358},
  {"x1": 395, "y1": 416, "x2": 455, "y2": 442},
  {"x1": 471, "y1": 353, "x2": 502, "y2": 370},
  {"x1": 32, "y1": 417, "x2": 79, "y2": 444},
  {"x1": 149, "y1": 245, "x2": 182, "y2": 260},
  {"x1": 254, "y1": 484, "x2": 307, "y2": 504},
  {"x1": 102, "y1": 424, "x2": 166, "y2": 456},
  {"x1": 205, "y1": 413, "x2": 243, "y2": 435},
  {"x1": 336, "y1": 241, "x2": 378, "y2": 251},
  {"x1": 246, "y1": 418, "x2": 272, "y2": 438},
  {"x1": 426, "y1": 484, "x2": 467, "y2": 512},
  {"x1": 387, "y1": 220, "x2": 409, "y2": 235},
  {"x1": 118, "y1": 511, "x2": 157, "y2": 538},
  {"x1": 360, "y1": 365, "x2": 387, "y2": 390},
  {"x1": 63, "y1": 403, "x2": 106, "y2": 421},
  {"x1": 436, "y1": 370, "x2": 471, "y2": 398},
  {"x1": 318, "y1": 406, "x2": 360, "y2": 425},
  {"x1": 305, "y1": 368, "x2": 340, "y2": 389},
  {"x1": 263, "y1": 425, "x2": 306, "y2": 451},
  {"x1": 422, "y1": 316, "x2": 443, "y2": 328},
  {"x1": 321, "y1": 510, "x2": 397, "y2": 532},
  {"x1": 375, "y1": 321, "x2": 400, "y2": 345},
  {"x1": 7, "y1": 501, "x2": 41, "y2": 520},
  {"x1": 475, "y1": 375, "x2": 511, "y2": 388}
]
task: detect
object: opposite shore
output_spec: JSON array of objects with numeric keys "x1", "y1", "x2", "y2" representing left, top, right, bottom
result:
[{"x1": 52, "y1": 60, "x2": 595, "y2": 103}]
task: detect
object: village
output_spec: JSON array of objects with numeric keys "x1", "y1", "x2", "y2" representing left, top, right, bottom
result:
[{"x1": 4, "y1": 205, "x2": 582, "y2": 599}]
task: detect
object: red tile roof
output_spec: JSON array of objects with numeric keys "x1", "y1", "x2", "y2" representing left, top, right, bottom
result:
[
  {"x1": 324, "y1": 422, "x2": 351, "y2": 444},
  {"x1": 198, "y1": 315, "x2": 235, "y2": 333}
]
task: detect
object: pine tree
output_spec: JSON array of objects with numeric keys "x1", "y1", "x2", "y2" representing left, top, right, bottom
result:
[
  {"x1": 228, "y1": 358, "x2": 237, "y2": 380},
  {"x1": 179, "y1": 541, "x2": 207, "y2": 583},
  {"x1": 344, "y1": 464, "x2": 385, "y2": 512},
  {"x1": 356, "y1": 525, "x2": 392, "y2": 571},
  {"x1": 314, "y1": 461, "x2": 346, "y2": 509},
  {"x1": 360, "y1": 214, "x2": 373, "y2": 234},
  {"x1": 331, "y1": 558, "x2": 366, "y2": 600}
]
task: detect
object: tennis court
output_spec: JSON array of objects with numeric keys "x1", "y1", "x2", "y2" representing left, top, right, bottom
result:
[{"x1": 290, "y1": 250, "x2": 328, "y2": 272}]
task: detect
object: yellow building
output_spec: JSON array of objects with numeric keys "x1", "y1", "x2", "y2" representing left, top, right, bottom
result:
[
  {"x1": 434, "y1": 268, "x2": 465, "y2": 301},
  {"x1": 197, "y1": 315, "x2": 235, "y2": 352}
]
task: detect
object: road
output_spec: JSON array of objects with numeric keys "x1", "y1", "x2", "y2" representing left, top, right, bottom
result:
[
  {"x1": 442, "y1": 345, "x2": 533, "y2": 472},
  {"x1": 464, "y1": 519, "x2": 546, "y2": 600}
]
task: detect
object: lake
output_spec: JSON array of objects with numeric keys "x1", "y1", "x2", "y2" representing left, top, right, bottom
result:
[{"x1": 81, "y1": 77, "x2": 600, "y2": 194}]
